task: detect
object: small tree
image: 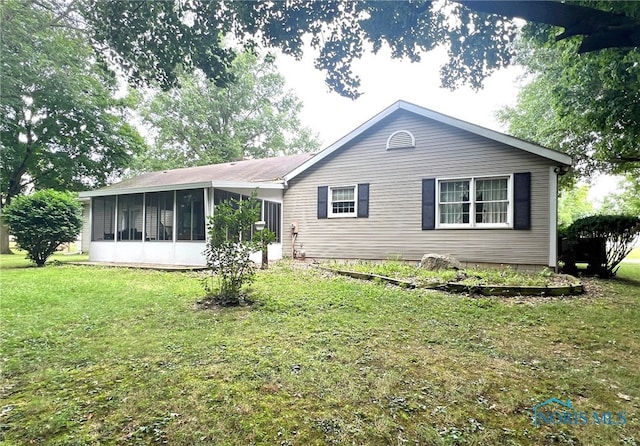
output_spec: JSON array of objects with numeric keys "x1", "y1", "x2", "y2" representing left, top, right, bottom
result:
[
  {"x1": 564, "y1": 215, "x2": 640, "y2": 278},
  {"x1": 202, "y1": 193, "x2": 262, "y2": 305},
  {"x1": 2, "y1": 190, "x2": 83, "y2": 267}
]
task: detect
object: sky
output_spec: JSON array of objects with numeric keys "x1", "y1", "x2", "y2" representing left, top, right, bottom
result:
[
  {"x1": 277, "y1": 45, "x2": 524, "y2": 147},
  {"x1": 275, "y1": 46, "x2": 619, "y2": 203}
]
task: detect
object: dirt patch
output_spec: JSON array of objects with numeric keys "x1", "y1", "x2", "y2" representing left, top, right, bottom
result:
[{"x1": 195, "y1": 294, "x2": 254, "y2": 310}]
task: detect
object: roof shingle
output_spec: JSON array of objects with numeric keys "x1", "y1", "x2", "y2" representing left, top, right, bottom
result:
[{"x1": 98, "y1": 153, "x2": 314, "y2": 192}]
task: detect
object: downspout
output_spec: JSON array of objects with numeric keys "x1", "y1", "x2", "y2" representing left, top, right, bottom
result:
[{"x1": 551, "y1": 165, "x2": 569, "y2": 271}]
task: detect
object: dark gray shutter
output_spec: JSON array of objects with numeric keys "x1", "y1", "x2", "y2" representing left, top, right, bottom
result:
[
  {"x1": 513, "y1": 172, "x2": 531, "y2": 230},
  {"x1": 317, "y1": 186, "x2": 328, "y2": 219},
  {"x1": 357, "y1": 183, "x2": 369, "y2": 218},
  {"x1": 422, "y1": 178, "x2": 436, "y2": 230}
]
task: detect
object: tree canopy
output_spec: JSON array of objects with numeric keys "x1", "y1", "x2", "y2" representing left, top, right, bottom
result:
[
  {"x1": 77, "y1": 0, "x2": 640, "y2": 180},
  {"x1": 82, "y1": 0, "x2": 519, "y2": 98},
  {"x1": 498, "y1": 12, "x2": 640, "y2": 180},
  {"x1": 135, "y1": 52, "x2": 319, "y2": 172},
  {"x1": 0, "y1": 0, "x2": 146, "y2": 205},
  {"x1": 81, "y1": 0, "x2": 640, "y2": 99},
  {"x1": 0, "y1": 0, "x2": 146, "y2": 253}
]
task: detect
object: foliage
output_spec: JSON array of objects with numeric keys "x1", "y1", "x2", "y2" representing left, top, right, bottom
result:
[
  {"x1": 135, "y1": 52, "x2": 319, "y2": 171},
  {"x1": 0, "y1": 0, "x2": 146, "y2": 253},
  {"x1": 202, "y1": 193, "x2": 262, "y2": 305},
  {"x1": 600, "y1": 175, "x2": 640, "y2": 217},
  {"x1": 566, "y1": 214, "x2": 640, "y2": 277},
  {"x1": 81, "y1": 0, "x2": 518, "y2": 98},
  {"x1": 0, "y1": 0, "x2": 146, "y2": 204},
  {"x1": 2, "y1": 190, "x2": 82, "y2": 267},
  {"x1": 558, "y1": 185, "x2": 594, "y2": 229},
  {"x1": 499, "y1": 3, "x2": 640, "y2": 180},
  {"x1": 1, "y1": 261, "x2": 639, "y2": 444}
]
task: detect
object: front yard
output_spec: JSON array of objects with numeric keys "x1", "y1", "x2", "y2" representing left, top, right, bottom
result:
[{"x1": 1, "y1": 255, "x2": 639, "y2": 445}]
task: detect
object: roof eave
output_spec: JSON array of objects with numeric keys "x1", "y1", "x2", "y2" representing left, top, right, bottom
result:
[{"x1": 78, "y1": 180, "x2": 285, "y2": 198}]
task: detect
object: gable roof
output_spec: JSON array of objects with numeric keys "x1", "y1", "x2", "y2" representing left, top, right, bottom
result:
[
  {"x1": 80, "y1": 153, "x2": 314, "y2": 197},
  {"x1": 284, "y1": 100, "x2": 572, "y2": 182}
]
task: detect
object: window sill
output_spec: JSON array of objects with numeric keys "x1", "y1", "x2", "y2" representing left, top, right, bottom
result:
[
  {"x1": 328, "y1": 214, "x2": 358, "y2": 219},
  {"x1": 436, "y1": 224, "x2": 513, "y2": 230}
]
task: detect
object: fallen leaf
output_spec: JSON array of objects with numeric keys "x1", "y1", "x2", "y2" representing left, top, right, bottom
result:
[{"x1": 617, "y1": 393, "x2": 632, "y2": 401}]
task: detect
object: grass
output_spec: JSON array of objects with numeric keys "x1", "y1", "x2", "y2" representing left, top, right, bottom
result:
[
  {"x1": 330, "y1": 260, "x2": 560, "y2": 287},
  {"x1": 625, "y1": 247, "x2": 640, "y2": 261},
  {"x1": 1, "y1": 257, "x2": 639, "y2": 445}
]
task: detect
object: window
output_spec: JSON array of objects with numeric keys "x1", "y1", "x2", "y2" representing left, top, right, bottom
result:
[
  {"x1": 475, "y1": 178, "x2": 509, "y2": 224},
  {"x1": 145, "y1": 191, "x2": 174, "y2": 241},
  {"x1": 439, "y1": 180, "x2": 470, "y2": 224},
  {"x1": 177, "y1": 189, "x2": 205, "y2": 241},
  {"x1": 437, "y1": 176, "x2": 511, "y2": 228},
  {"x1": 330, "y1": 186, "x2": 356, "y2": 217},
  {"x1": 117, "y1": 194, "x2": 143, "y2": 240},
  {"x1": 91, "y1": 196, "x2": 116, "y2": 241},
  {"x1": 318, "y1": 184, "x2": 369, "y2": 219}
]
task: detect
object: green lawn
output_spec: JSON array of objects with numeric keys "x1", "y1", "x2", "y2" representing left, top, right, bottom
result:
[
  {"x1": 1, "y1": 257, "x2": 639, "y2": 445},
  {"x1": 626, "y1": 247, "x2": 640, "y2": 261}
]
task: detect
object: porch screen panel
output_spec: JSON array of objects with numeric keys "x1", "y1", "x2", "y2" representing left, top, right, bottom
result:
[
  {"x1": 145, "y1": 191, "x2": 174, "y2": 241},
  {"x1": 264, "y1": 201, "x2": 281, "y2": 242},
  {"x1": 117, "y1": 194, "x2": 143, "y2": 240},
  {"x1": 91, "y1": 196, "x2": 116, "y2": 241},
  {"x1": 177, "y1": 189, "x2": 205, "y2": 241}
]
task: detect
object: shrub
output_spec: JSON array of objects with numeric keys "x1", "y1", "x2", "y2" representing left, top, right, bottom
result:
[
  {"x1": 202, "y1": 193, "x2": 262, "y2": 305},
  {"x1": 564, "y1": 215, "x2": 640, "y2": 277},
  {"x1": 2, "y1": 190, "x2": 82, "y2": 267}
]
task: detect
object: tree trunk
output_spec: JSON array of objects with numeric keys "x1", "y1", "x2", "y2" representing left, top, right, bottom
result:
[{"x1": 0, "y1": 217, "x2": 13, "y2": 254}]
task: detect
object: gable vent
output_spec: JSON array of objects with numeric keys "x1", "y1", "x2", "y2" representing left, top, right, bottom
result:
[{"x1": 386, "y1": 130, "x2": 415, "y2": 150}]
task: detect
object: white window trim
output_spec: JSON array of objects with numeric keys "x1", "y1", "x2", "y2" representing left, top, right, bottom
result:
[
  {"x1": 328, "y1": 185, "x2": 358, "y2": 218},
  {"x1": 436, "y1": 174, "x2": 513, "y2": 229}
]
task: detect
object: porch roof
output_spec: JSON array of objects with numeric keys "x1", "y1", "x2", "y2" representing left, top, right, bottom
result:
[{"x1": 80, "y1": 153, "x2": 314, "y2": 197}]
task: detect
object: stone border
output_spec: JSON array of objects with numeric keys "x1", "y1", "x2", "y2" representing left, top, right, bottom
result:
[
  {"x1": 441, "y1": 282, "x2": 584, "y2": 296},
  {"x1": 317, "y1": 267, "x2": 416, "y2": 288},
  {"x1": 320, "y1": 267, "x2": 584, "y2": 296}
]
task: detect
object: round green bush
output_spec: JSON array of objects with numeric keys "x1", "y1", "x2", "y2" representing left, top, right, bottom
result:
[{"x1": 2, "y1": 190, "x2": 82, "y2": 266}]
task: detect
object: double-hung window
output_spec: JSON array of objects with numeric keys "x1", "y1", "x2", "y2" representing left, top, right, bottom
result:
[
  {"x1": 329, "y1": 186, "x2": 356, "y2": 217},
  {"x1": 438, "y1": 176, "x2": 511, "y2": 228}
]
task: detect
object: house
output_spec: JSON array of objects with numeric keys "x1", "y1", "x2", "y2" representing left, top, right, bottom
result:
[{"x1": 79, "y1": 100, "x2": 572, "y2": 269}]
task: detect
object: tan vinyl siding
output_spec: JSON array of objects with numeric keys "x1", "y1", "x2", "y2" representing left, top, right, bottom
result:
[{"x1": 284, "y1": 110, "x2": 558, "y2": 266}]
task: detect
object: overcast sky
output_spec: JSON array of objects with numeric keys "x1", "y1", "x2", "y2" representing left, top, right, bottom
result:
[{"x1": 277, "y1": 45, "x2": 524, "y2": 147}]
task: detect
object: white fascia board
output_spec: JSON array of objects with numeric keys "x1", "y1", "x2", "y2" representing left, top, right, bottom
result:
[
  {"x1": 78, "y1": 180, "x2": 285, "y2": 198},
  {"x1": 284, "y1": 100, "x2": 572, "y2": 183},
  {"x1": 210, "y1": 181, "x2": 285, "y2": 190},
  {"x1": 284, "y1": 102, "x2": 403, "y2": 182},
  {"x1": 399, "y1": 101, "x2": 573, "y2": 166},
  {"x1": 78, "y1": 181, "x2": 214, "y2": 197}
]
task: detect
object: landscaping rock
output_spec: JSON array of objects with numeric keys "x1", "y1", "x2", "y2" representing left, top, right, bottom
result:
[{"x1": 419, "y1": 253, "x2": 462, "y2": 271}]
